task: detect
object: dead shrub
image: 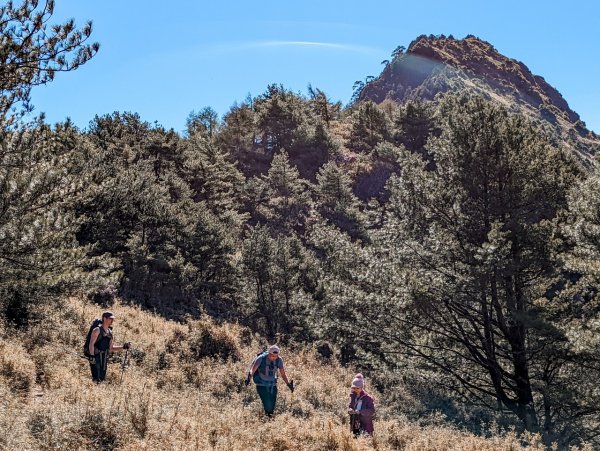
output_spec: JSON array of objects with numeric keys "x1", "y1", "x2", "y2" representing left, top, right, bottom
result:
[
  {"x1": 0, "y1": 341, "x2": 35, "y2": 394},
  {"x1": 186, "y1": 319, "x2": 241, "y2": 362},
  {"x1": 268, "y1": 436, "x2": 294, "y2": 451},
  {"x1": 77, "y1": 412, "x2": 120, "y2": 451},
  {"x1": 28, "y1": 411, "x2": 52, "y2": 438},
  {"x1": 126, "y1": 388, "x2": 152, "y2": 438}
]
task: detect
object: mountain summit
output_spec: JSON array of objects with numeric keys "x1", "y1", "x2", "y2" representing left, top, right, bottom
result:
[{"x1": 359, "y1": 35, "x2": 599, "y2": 161}]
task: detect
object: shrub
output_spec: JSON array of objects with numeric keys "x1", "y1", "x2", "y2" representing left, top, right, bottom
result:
[
  {"x1": 186, "y1": 319, "x2": 241, "y2": 362},
  {"x1": 77, "y1": 413, "x2": 120, "y2": 451},
  {"x1": 0, "y1": 341, "x2": 35, "y2": 394}
]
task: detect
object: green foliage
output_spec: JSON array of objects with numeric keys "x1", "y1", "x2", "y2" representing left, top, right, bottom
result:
[
  {"x1": 315, "y1": 161, "x2": 366, "y2": 240},
  {"x1": 2, "y1": 9, "x2": 599, "y2": 445},
  {"x1": 78, "y1": 113, "x2": 240, "y2": 317},
  {"x1": 392, "y1": 100, "x2": 439, "y2": 160},
  {"x1": 250, "y1": 150, "x2": 312, "y2": 235},
  {"x1": 186, "y1": 107, "x2": 219, "y2": 138},
  {"x1": 317, "y1": 95, "x2": 598, "y2": 446},
  {"x1": 308, "y1": 85, "x2": 341, "y2": 126},
  {"x1": 0, "y1": 120, "x2": 117, "y2": 324},
  {"x1": 241, "y1": 225, "x2": 317, "y2": 340},
  {"x1": 0, "y1": 0, "x2": 99, "y2": 121},
  {"x1": 218, "y1": 100, "x2": 258, "y2": 175},
  {"x1": 348, "y1": 101, "x2": 390, "y2": 153},
  {"x1": 182, "y1": 131, "x2": 247, "y2": 226},
  {"x1": 254, "y1": 84, "x2": 308, "y2": 154},
  {"x1": 0, "y1": 1, "x2": 109, "y2": 323},
  {"x1": 563, "y1": 171, "x2": 600, "y2": 285}
]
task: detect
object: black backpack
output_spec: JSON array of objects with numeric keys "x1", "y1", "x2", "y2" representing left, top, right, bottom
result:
[{"x1": 83, "y1": 319, "x2": 107, "y2": 358}]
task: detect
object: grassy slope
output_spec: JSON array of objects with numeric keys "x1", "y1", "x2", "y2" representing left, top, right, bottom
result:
[{"x1": 0, "y1": 297, "x2": 553, "y2": 450}]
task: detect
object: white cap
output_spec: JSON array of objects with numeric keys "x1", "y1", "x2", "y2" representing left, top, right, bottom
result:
[{"x1": 268, "y1": 345, "x2": 280, "y2": 354}]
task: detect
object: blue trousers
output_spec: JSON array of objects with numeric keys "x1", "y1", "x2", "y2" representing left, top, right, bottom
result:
[{"x1": 256, "y1": 384, "x2": 278, "y2": 415}]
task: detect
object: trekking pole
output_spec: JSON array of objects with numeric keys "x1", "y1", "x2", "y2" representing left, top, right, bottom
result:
[
  {"x1": 120, "y1": 348, "x2": 129, "y2": 384},
  {"x1": 289, "y1": 379, "x2": 295, "y2": 404}
]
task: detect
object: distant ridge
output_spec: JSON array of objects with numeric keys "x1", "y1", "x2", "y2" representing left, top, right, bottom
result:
[{"x1": 359, "y1": 35, "x2": 599, "y2": 162}]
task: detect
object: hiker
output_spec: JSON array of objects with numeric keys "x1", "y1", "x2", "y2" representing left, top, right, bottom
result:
[
  {"x1": 348, "y1": 373, "x2": 375, "y2": 436},
  {"x1": 87, "y1": 311, "x2": 131, "y2": 383},
  {"x1": 245, "y1": 345, "x2": 294, "y2": 417}
]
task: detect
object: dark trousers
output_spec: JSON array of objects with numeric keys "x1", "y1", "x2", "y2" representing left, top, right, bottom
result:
[
  {"x1": 256, "y1": 384, "x2": 278, "y2": 415},
  {"x1": 90, "y1": 351, "x2": 109, "y2": 382}
]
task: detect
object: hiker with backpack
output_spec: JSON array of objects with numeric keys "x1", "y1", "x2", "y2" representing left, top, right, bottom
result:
[
  {"x1": 348, "y1": 374, "x2": 375, "y2": 436},
  {"x1": 84, "y1": 311, "x2": 131, "y2": 383},
  {"x1": 245, "y1": 345, "x2": 294, "y2": 417}
]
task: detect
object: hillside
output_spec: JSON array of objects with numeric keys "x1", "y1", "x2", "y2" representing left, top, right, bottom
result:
[
  {"x1": 359, "y1": 35, "x2": 599, "y2": 164},
  {"x1": 0, "y1": 297, "x2": 552, "y2": 450},
  {"x1": 2, "y1": 7, "x2": 600, "y2": 448}
]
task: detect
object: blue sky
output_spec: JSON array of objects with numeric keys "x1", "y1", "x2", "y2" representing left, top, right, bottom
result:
[{"x1": 29, "y1": 1, "x2": 600, "y2": 133}]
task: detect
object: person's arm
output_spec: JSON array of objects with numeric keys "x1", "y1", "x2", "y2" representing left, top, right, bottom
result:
[
  {"x1": 249, "y1": 359, "x2": 261, "y2": 377},
  {"x1": 348, "y1": 395, "x2": 356, "y2": 414},
  {"x1": 245, "y1": 358, "x2": 261, "y2": 385},
  {"x1": 359, "y1": 396, "x2": 375, "y2": 417},
  {"x1": 109, "y1": 338, "x2": 130, "y2": 352},
  {"x1": 278, "y1": 367, "x2": 290, "y2": 385},
  {"x1": 279, "y1": 362, "x2": 295, "y2": 391},
  {"x1": 89, "y1": 328, "x2": 100, "y2": 356}
]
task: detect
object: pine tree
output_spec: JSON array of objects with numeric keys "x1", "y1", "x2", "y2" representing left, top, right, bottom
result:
[
  {"x1": 218, "y1": 100, "x2": 257, "y2": 175},
  {"x1": 252, "y1": 150, "x2": 312, "y2": 234},
  {"x1": 563, "y1": 171, "x2": 600, "y2": 286},
  {"x1": 241, "y1": 225, "x2": 316, "y2": 340},
  {"x1": 393, "y1": 100, "x2": 439, "y2": 161},
  {"x1": 319, "y1": 95, "x2": 590, "y2": 441},
  {"x1": 186, "y1": 107, "x2": 219, "y2": 138},
  {"x1": 347, "y1": 101, "x2": 390, "y2": 153},
  {"x1": 315, "y1": 161, "x2": 365, "y2": 239},
  {"x1": 254, "y1": 84, "x2": 308, "y2": 154},
  {"x1": 182, "y1": 132, "x2": 247, "y2": 228},
  {"x1": 307, "y1": 85, "x2": 341, "y2": 126},
  {"x1": 0, "y1": 2, "x2": 108, "y2": 323},
  {"x1": 0, "y1": 0, "x2": 99, "y2": 122},
  {"x1": 0, "y1": 120, "x2": 117, "y2": 324}
]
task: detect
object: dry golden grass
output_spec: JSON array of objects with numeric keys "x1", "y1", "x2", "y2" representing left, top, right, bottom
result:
[{"x1": 0, "y1": 297, "x2": 570, "y2": 450}]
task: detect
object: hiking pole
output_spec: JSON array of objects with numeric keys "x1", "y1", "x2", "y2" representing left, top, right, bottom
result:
[
  {"x1": 120, "y1": 348, "x2": 129, "y2": 384},
  {"x1": 289, "y1": 379, "x2": 295, "y2": 404}
]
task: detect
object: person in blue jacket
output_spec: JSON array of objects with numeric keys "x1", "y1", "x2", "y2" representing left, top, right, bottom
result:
[{"x1": 245, "y1": 345, "x2": 294, "y2": 416}]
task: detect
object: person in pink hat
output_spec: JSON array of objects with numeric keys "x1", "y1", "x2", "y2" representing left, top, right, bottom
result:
[{"x1": 347, "y1": 373, "x2": 375, "y2": 436}]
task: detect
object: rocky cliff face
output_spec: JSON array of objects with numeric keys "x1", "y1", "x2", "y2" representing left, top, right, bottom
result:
[{"x1": 359, "y1": 35, "x2": 598, "y2": 161}]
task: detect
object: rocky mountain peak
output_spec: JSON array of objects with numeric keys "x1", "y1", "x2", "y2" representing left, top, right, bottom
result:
[{"x1": 359, "y1": 34, "x2": 598, "y2": 160}]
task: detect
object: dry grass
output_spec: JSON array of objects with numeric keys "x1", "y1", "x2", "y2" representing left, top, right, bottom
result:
[{"x1": 0, "y1": 297, "x2": 566, "y2": 450}]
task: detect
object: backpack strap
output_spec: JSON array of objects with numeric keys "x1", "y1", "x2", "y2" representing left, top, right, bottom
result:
[{"x1": 252, "y1": 352, "x2": 279, "y2": 386}]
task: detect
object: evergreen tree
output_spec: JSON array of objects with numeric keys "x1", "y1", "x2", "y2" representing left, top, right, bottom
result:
[
  {"x1": 218, "y1": 100, "x2": 258, "y2": 175},
  {"x1": 0, "y1": 0, "x2": 99, "y2": 122},
  {"x1": 254, "y1": 84, "x2": 308, "y2": 154},
  {"x1": 80, "y1": 112, "x2": 239, "y2": 316},
  {"x1": 241, "y1": 225, "x2": 316, "y2": 340},
  {"x1": 393, "y1": 100, "x2": 439, "y2": 161},
  {"x1": 0, "y1": 120, "x2": 117, "y2": 324},
  {"x1": 320, "y1": 96, "x2": 588, "y2": 441},
  {"x1": 286, "y1": 120, "x2": 336, "y2": 181},
  {"x1": 307, "y1": 85, "x2": 341, "y2": 126},
  {"x1": 186, "y1": 107, "x2": 219, "y2": 138},
  {"x1": 252, "y1": 150, "x2": 312, "y2": 234},
  {"x1": 348, "y1": 101, "x2": 390, "y2": 153},
  {"x1": 563, "y1": 171, "x2": 600, "y2": 289},
  {"x1": 0, "y1": 2, "x2": 109, "y2": 323},
  {"x1": 316, "y1": 161, "x2": 365, "y2": 240},
  {"x1": 182, "y1": 132, "x2": 247, "y2": 227}
]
